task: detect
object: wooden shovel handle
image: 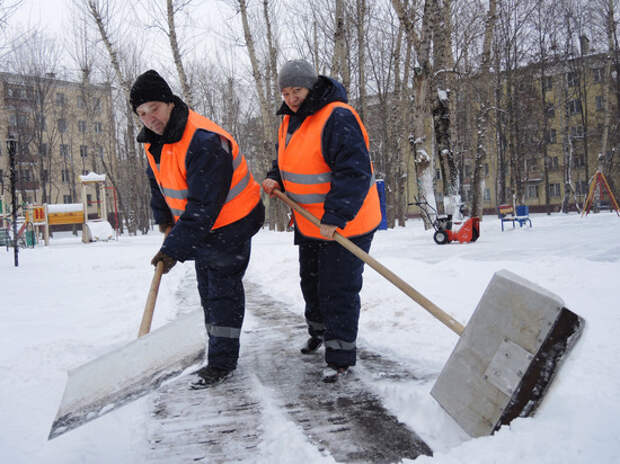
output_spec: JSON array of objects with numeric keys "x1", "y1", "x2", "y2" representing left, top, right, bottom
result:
[
  {"x1": 273, "y1": 190, "x2": 464, "y2": 335},
  {"x1": 138, "y1": 261, "x2": 164, "y2": 337}
]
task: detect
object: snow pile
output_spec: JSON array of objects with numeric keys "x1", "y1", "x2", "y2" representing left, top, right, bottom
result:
[
  {"x1": 1, "y1": 212, "x2": 619, "y2": 463},
  {"x1": 84, "y1": 221, "x2": 114, "y2": 241}
]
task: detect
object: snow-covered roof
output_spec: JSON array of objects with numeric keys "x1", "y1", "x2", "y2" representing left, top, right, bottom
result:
[
  {"x1": 47, "y1": 203, "x2": 83, "y2": 213},
  {"x1": 79, "y1": 172, "x2": 106, "y2": 183}
]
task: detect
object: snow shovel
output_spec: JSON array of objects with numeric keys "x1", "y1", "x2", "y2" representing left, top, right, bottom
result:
[
  {"x1": 48, "y1": 262, "x2": 205, "y2": 440},
  {"x1": 274, "y1": 190, "x2": 584, "y2": 437}
]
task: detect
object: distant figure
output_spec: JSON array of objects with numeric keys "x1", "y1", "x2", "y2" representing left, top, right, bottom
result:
[
  {"x1": 262, "y1": 60, "x2": 381, "y2": 383},
  {"x1": 130, "y1": 70, "x2": 264, "y2": 388}
]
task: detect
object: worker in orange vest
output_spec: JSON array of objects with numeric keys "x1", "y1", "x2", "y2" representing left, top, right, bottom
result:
[
  {"x1": 263, "y1": 60, "x2": 381, "y2": 383},
  {"x1": 130, "y1": 70, "x2": 264, "y2": 388}
]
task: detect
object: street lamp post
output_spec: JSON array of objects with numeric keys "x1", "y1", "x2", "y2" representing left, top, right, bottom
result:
[{"x1": 7, "y1": 139, "x2": 18, "y2": 267}]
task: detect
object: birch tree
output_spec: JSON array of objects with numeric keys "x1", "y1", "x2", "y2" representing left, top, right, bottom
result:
[
  {"x1": 392, "y1": 0, "x2": 437, "y2": 228},
  {"x1": 83, "y1": 0, "x2": 150, "y2": 234},
  {"x1": 470, "y1": 0, "x2": 497, "y2": 219}
]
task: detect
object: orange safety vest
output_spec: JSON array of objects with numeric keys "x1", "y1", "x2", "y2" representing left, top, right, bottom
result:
[
  {"x1": 278, "y1": 101, "x2": 381, "y2": 239},
  {"x1": 145, "y1": 110, "x2": 260, "y2": 229}
]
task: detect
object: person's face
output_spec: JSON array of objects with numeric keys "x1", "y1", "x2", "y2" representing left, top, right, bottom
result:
[
  {"x1": 281, "y1": 87, "x2": 309, "y2": 113},
  {"x1": 136, "y1": 101, "x2": 175, "y2": 135}
]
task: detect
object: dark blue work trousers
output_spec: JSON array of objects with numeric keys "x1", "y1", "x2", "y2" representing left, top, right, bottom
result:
[
  {"x1": 298, "y1": 232, "x2": 373, "y2": 367},
  {"x1": 195, "y1": 239, "x2": 251, "y2": 371}
]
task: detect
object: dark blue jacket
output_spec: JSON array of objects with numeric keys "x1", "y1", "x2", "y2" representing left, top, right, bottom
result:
[
  {"x1": 140, "y1": 97, "x2": 264, "y2": 262},
  {"x1": 267, "y1": 76, "x2": 373, "y2": 239}
]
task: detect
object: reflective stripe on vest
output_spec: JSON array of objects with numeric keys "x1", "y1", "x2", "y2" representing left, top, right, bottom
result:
[
  {"x1": 277, "y1": 101, "x2": 381, "y2": 239},
  {"x1": 145, "y1": 110, "x2": 260, "y2": 229}
]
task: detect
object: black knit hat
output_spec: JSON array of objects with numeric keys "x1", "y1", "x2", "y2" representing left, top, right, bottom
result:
[
  {"x1": 278, "y1": 60, "x2": 318, "y2": 91},
  {"x1": 130, "y1": 70, "x2": 174, "y2": 113}
]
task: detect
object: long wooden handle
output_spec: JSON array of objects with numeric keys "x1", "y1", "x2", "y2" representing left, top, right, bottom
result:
[
  {"x1": 138, "y1": 261, "x2": 164, "y2": 337},
  {"x1": 273, "y1": 190, "x2": 465, "y2": 335}
]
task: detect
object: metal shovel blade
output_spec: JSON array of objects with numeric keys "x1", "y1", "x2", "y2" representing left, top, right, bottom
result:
[{"x1": 49, "y1": 310, "x2": 205, "y2": 440}]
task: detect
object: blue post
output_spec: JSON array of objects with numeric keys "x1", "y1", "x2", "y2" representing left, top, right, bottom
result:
[{"x1": 376, "y1": 179, "x2": 388, "y2": 230}]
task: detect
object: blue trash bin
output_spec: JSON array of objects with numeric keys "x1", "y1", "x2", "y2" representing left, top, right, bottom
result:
[{"x1": 376, "y1": 179, "x2": 388, "y2": 230}]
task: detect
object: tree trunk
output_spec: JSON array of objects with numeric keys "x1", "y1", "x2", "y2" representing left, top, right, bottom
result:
[
  {"x1": 471, "y1": 0, "x2": 496, "y2": 219},
  {"x1": 167, "y1": 0, "x2": 193, "y2": 107}
]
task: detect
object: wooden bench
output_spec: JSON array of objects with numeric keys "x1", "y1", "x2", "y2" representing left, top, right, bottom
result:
[{"x1": 498, "y1": 204, "x2": 516, "y2": 231}]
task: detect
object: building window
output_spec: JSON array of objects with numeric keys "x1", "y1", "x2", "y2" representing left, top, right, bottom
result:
[
  {"x1": 542, "y1": 76, "x2": 553, "y2": 91},
  {"x1": 464, "y1": 164, "x2": 472, "y2": 178},
  {"x1": 568, "y1": 99, "x2": 582, "y2": 115},
  {"x1": 61, "y1": 169, "x2": 71, "y2": 183},
  {"x1": 528, "y1": 185, "x2": 539, "y2": 199},
  {"x1": 484, "y1": 188, "x2": 491, "y2": 201},
  {"x1": 574, "y1": 154, "x2": 585, "y2": 167},
  {"x1": 42, "y1": 169, "x2": 48, "y2": 181},
  {"x1": 77, "y1": 96, "x2": 87, "y2": 109},
  {"x1": 484, "y1": 163, "x2": 489, "y2": 177},
  {"x1": 596, "y1": 95, "x2": 604, "y2": 111},
  {"x1": 56, "y1": 93, "x2": 65, "y2": 106},
  {"x1": 549, "y1": 156, "x2": 559, "y2": 170},
  {"x1": 58, "y1": 118, "x2": 67, "y2": 133},
  {"x1": 93, "y1": 97, "x2": 101, "y2": 111},
  {"x1": 82, "y1": 170, "x2": 89, "y2": 176},
  {"x1": 78, "y1": 120, "x2": 87, "y2": 133},
  {"x1": 60, "y1": 144, "x2": 70, "y2": 157},
  {"x1": 550, "y1": 183, "x2": 561, "y2": 197},
  {"x1": 545, "y1": 128, "x2": 557, "y2": 144},
  {"x1": 435, "y1": 169, "x2": 441, "y2": 180},
  {"x1": 96, "y1": 145, "x2": 104, "y2": 157},
  {"x1": 94, "y1": 122, "x2": 103, "y2": 133},
  {"x1": 566, "y1": 72, "x2": 579, "y2": 87},
  {"x1": 39, "y1": 143, "x2": 48, "y2": 156},
  {"x1": 63, "y1": 195, "x2": 72, "y2": 204},
  {"x1": 576, "y1": 180, "x2": 589, "y2": 195},
  {"x1": 545, "y1": 103, "x2": 555, "y2": 118},
  {"x1": 80, "y1": 145, "x2": 88, "y2": 158},
  {"x1": 593, "y1": 68, "x2": 603, "y2": 83},
  {"x1": 570, "y1": 125, "x2": 584, "y2": 138}
]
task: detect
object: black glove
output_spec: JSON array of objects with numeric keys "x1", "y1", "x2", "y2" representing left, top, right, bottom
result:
[
  {"x1": 158, "y1": 223, "x2": 173, "y2": 234},
  {"x1": 151, "y1": 250, "x2": 177, "y2": 274}
]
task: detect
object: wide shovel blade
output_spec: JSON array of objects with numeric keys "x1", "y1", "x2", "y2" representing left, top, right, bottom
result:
[{"x1": 49, "y1": 309, "x2": 205, "y2": 440}]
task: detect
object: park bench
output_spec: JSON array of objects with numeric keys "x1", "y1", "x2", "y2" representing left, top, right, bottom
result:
[{"x1": 498, "y1": 204, "x2": 532, "y2": 231}]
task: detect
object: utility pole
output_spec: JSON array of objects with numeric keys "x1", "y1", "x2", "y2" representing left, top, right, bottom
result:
[{"x1": 7, "y1": 139, "x2": 18, "y2": 267}]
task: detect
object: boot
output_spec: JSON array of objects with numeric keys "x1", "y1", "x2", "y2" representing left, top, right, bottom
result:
[
  {"x1": 190, "y1": 365, "x2": 233, "y2": 389},
  {"x1": 300, "y1": 336, "x2": 323, "y2": 354},
  {"x1": 322, "y1": 364, "x2": 350, "y2": 383}
]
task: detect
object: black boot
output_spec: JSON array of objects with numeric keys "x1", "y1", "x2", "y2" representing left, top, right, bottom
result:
[
  {"x1": 300, "y1": 336, "x2": 323, "y2": 354},
  {"x1": 190, "y1": 365, "x2": 233, "y2": 389}
]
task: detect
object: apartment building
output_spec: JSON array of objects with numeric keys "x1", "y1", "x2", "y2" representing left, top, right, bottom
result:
[{"x1": 0, "y1": 71, "x2": 117, "y2": 222}]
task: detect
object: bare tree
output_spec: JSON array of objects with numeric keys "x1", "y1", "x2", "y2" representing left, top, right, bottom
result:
[
  {"x1": 470, "y1": 0, "x2": 497, "y2": 219},
  {"x1": 82, "y1": 0, "x2": 150, "y2": 234}
]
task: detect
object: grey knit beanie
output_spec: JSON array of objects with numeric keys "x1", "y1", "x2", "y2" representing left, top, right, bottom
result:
[{"x1": 278, "y1": 60, "x2": 318, "y2": 91}]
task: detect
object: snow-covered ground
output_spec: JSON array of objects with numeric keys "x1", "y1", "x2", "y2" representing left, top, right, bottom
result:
[{"x1": 1, "y1": 211, "x2": 619, "y2": 463}]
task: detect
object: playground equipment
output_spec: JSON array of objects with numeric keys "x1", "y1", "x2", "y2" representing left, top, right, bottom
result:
[
  {"x1": 581, "y1": 171, "x2": 619, "y2": 216},
  {"x1": 15, "y1": 172, "x2": 116, "y2": 246},
  {"x1": 78, "y1": 172, "x2": 114, "y2": 243}
]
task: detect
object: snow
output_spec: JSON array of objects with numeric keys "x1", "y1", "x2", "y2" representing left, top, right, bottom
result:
[
  {"x1": 1, "y1": 212, "x2": 620, "y2": 463},
  {"x1": 84, "y1": 220, "x2": 114, "y2": 241},
  {"x1": 46, "y1": 203, "x2": 83, "y2": 213},
  {"x1": 78, "y1": 172, "x2": 106, "y2": 183}
]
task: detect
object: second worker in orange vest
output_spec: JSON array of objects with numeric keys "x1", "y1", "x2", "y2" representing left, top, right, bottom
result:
[
  {"x1": 130, "y1": 70, "x2": 264, "y2": 388},
  {"x1": 263, "y1": 60, "x2": 381, "y2": 383}
]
